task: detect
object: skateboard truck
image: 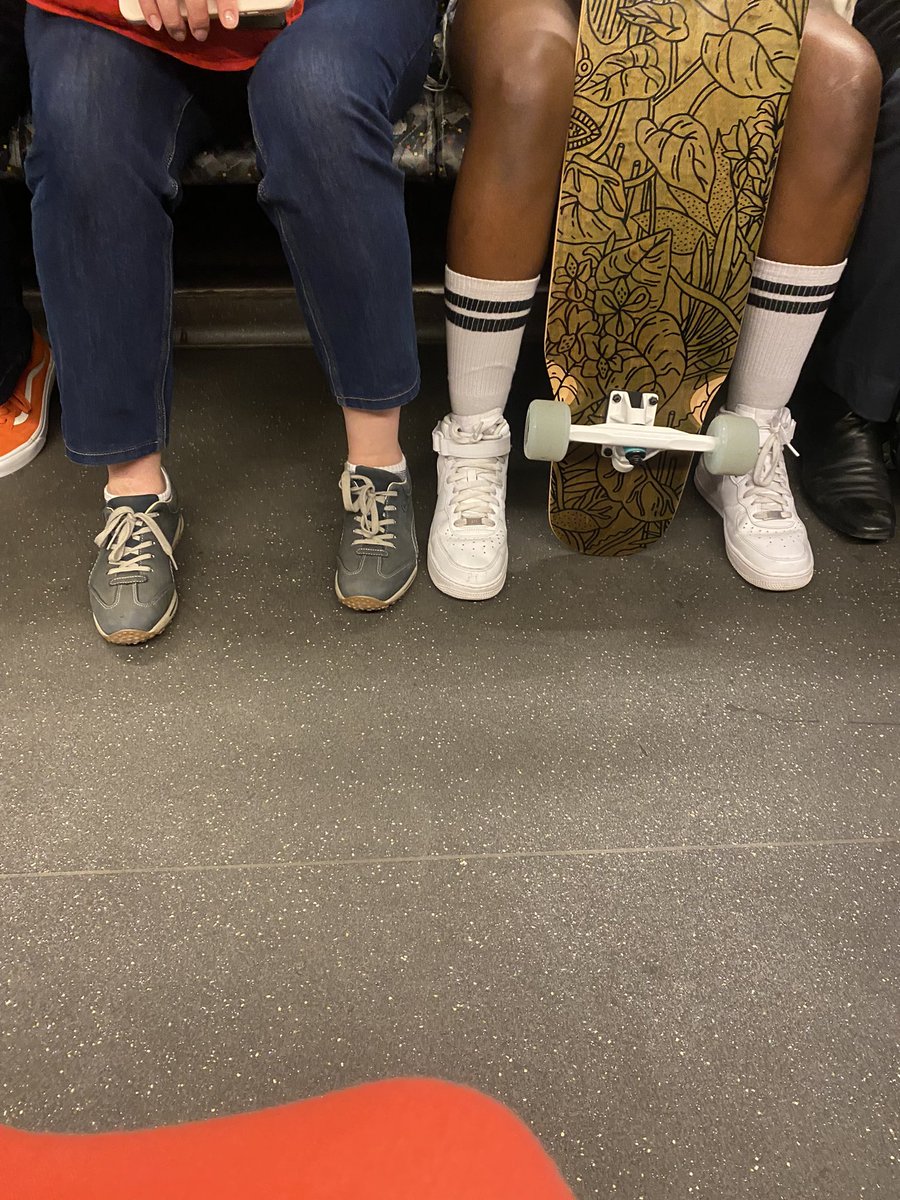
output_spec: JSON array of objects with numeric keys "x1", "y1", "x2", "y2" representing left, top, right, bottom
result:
[
  {"x1": 607, "y1": 390, "x2": 661, "y2": 474},
  {"x1": 524, "y1": 392, "x2": 760, "y2": 478}
]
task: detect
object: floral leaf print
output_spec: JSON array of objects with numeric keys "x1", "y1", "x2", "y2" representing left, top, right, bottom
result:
[
  {"x1": 581, "y1": 46, "x2": 667, "y2": 108},
  {"x1": 619, "y1": 0, "x2": 690, "y2": 41},
  {"x1": 701, "y1": 0, "x2": 799, "y2": 96},
  {"x1": 636, "y1": 114, "x2": 716, "y2": 200}
]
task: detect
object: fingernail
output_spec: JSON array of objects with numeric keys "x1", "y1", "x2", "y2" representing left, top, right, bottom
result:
[
  {"x1": 148, "y1": 13, "x2": 161, "y2": 28},
  {"x1": 222, "y1": 9, "x2": 237, "y2": 26},
  {"x1": 173, "y1": 28, "x2": 185, "y2": 39},
  {"x1": 194, "y1": 27, "x2": 207, "y2": 39}
]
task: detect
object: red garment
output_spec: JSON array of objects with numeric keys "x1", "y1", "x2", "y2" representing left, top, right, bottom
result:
[
  {"x1": 24, "y1": 0, "x2": 304, "y2": 69},
  {"x1": 0, "y1": 1078, "x2": 575, "y2": 1200}
]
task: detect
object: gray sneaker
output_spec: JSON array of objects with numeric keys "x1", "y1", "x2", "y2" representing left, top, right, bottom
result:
[
  {"x1": 90, "y1": 490, "x2": 183, "y2": 645},
  {"x1": 336, "y1": 466, "x2": 418, "y2": 611}
]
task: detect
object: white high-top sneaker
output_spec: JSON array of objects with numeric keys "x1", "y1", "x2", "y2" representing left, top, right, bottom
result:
[
  {"x1": 428, "y1": 409, "x2": 511, "y2": 600},
  {"x1": 695, "y1": 404, "x2": 814, "y2": 591}
]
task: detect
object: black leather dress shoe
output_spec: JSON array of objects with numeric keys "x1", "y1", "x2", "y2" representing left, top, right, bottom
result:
[{"x1": 793, "y1": 389, "x2": 896, "y2": 542}]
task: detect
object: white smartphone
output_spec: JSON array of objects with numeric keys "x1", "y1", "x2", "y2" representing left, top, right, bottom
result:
[{"x1": 118, "y1": 0, "x2": 293, "y2": 27}]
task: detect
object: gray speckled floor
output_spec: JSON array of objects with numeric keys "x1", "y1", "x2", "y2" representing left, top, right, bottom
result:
[{"x1": 1, "y1": 345, "x2": 898, "y2": 1199}]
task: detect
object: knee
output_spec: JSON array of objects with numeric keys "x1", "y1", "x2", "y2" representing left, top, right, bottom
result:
[
  {"x1": 27, "y1": 55, "x2": 131, "y2": 205},
  {"x1": 469, "y1": 32, "x2": 576, "y2": 186},
  {"x1": 250, "y1": 30, "x2": 382, "y2": 160},
  {"x1": 479, "y1": 33, "x2": 576, "y2": 134},
  {"x1": 798, "y1": 9, "x2": 883, "y2": 146}
]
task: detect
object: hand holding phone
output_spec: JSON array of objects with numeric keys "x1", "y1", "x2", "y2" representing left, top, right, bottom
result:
[{"x1": 118, "y1": 0, "x2": 291, "y2": 42}]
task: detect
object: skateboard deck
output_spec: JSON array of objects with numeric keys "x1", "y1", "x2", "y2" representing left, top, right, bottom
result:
[{"x1": 545, "y1": 0, "x2": 807, "y2": 556}]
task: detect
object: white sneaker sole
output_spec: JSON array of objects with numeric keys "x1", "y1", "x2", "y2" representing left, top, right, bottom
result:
[
  {"x1": 427, "y1": 544, "x2": 508, "y2": 602},
  {"x1": 695, "y1": 468, "x2": 814, "y2": 592},
  {"x1": 0, "y1": 358, "x2": 55, "y2": 479}
]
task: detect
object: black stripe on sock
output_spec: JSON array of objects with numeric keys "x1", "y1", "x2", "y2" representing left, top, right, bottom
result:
[
  {"x1": 445, "y1": 307, "x2": 532, "y2": 333},
  {"x1": 750, "y1": 276, "x2": 837, "y2": 298},
  {"x1": 747, "y1": 293, "x2": 833, "y2": 315},
  {"x1": 444, "y1": 288, "x2": 534, "y2": 315}
]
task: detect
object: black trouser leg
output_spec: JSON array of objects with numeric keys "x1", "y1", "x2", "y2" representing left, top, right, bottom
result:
[{"x1": 0, "y1": 0, "x2": 33, "y2": 404}]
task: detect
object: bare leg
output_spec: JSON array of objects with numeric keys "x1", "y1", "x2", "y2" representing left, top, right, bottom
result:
[
  {"x1": 762, "y1": 0, "x2": 882, "y2": 264},
  {"x1": 107, "y1": 453, "x2": 166, "y2": 496},
  {"x1": 342, "y1": 407, "x2": 402, "y2": 468},
  {"x1": 447, "y1": 0, "x2": 580, "y2": 280}
]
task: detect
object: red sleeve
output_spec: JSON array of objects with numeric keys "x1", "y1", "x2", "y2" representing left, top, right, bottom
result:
[{"x1": 24, "y1": 0, "x2": 304, "y2": 70}]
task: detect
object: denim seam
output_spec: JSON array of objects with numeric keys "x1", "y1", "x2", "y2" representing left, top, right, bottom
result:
[
  {"x1": 337, "y1": 370, "x2": 421, "y2": 408},
  {"x1": 67, "y1": 439, "x2": 163, "y2": 459},
  {"x1": 155, "y1": 92, "x2": 195, "y2": 450},
  {"x1": 392, "y1": 12, "x2": 441, "y2": 119},
  {"x1": 249, "y1": 103, "x2": 345, "y2": 398}
]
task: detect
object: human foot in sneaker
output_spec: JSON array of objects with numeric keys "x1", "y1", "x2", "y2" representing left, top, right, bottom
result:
[
  {"x1": 427, "y1": 409, "x2": 511, "y2": 601},
  {"x1": 695, "y1": 405, "x2": 814, "y2": 591},
  {"x1": 336, "y1": 465, "x2": 418, "y2": 611},
  {"x1": 90, "y1": 481, "x2": 183, "y2": 645},
  {"x1": 0, "y1": 331, "x2": 54, "y2": 479}
]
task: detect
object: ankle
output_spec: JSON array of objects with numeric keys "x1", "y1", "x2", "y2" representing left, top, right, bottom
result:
[{"x1": 106, "y1": 458, "x2": 167, "y2": 499}]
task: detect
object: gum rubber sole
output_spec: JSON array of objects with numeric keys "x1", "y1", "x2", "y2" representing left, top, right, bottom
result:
[
  {"x1": 95, "y1": 593, "x2": 179, "y2": 645},
  {"x1": 335, "y1": 567, "x2": 418, "y2": 612},
  {"x1": 93, "y1": 515, "x2": 184, "y2": 645}
]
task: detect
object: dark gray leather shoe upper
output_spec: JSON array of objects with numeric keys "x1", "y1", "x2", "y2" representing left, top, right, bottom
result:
[
  {"x1": 90, "y1": 492, "x2": 183, "y2": 640},
  {"x1": 336, "y1": 467, "x2": 418, "y2": 609}
]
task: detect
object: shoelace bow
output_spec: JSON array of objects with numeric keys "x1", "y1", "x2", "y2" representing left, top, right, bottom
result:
[
  {"x1": 95, "y1": 506, "x2": 177, "y2": 579},
  {"x1": 742, "y1": 411, "x2": 800, "y2": 521},
  {"x1": 446, "y1": 419, "x2": 506, "y2": 529},
  {"x1": 341, "y1": 473, "x2": 399, "y2": 549}
]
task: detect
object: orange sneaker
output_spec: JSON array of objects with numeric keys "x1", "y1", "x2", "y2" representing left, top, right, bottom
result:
[{"x1": 0, "y1": 331, "x2": 55, "y2": 478}]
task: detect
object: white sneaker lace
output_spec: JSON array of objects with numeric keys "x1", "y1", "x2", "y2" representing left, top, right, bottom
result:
[
  {"x1": 444, "y1": 419, "x2": 507, "y2": 530},
  {"x1": 741, "y1": 411, "x2": 800, "y2": 523},
  {"x1": 95, "y1": 506, "x2": 177, "y2": 579},
  {"x1": 341, "y1": 473, "x2": 399, "y2": 549}
]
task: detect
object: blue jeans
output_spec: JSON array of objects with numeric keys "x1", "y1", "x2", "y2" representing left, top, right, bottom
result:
[{"x1": 25, "y1": 0, "x2": 437, "y2": 465}]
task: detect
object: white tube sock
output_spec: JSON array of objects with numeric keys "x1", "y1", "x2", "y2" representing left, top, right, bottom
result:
[
  {"x1": 727, "y1": 257, "x2": 846, "y2": 414},
  {"x1": 445, "y1": 267, "x2": 540, "y2": 418}
]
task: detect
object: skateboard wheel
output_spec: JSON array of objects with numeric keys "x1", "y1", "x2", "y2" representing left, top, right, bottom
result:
[
  {"x1": 524, "y1": 400, "x2": 572, "y2": 462},
  {"x1": 703, "y1": 412, "x2": 759, "y2": 476}
]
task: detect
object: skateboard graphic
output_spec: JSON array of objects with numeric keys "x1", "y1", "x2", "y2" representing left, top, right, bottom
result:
[{"x1": 525, "y1": 0, "x2": 808, "y2": 556}]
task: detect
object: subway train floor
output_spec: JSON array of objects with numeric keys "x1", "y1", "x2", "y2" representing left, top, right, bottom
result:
[{"x1": 1, "y1": 343, "x2": 898, "y2": 1200}]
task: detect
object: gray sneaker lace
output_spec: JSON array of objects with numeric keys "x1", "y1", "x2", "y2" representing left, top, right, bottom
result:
[
  {"x1": 95, "y1": 506, "x2": 177, "y2": 578},
  {"x1": 341, "y1": 474, "x2": 398, "y2": 549},
  {"x1": 743, "y1": 411, "x2": 800, "y2": 521}
]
